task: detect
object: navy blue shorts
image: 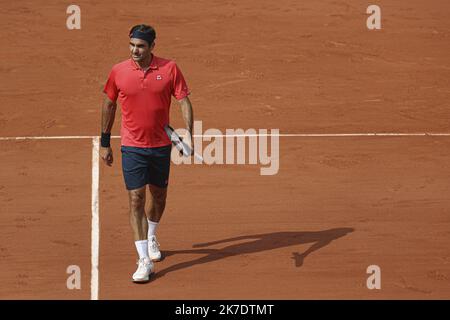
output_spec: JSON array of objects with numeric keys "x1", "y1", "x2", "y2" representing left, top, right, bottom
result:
[{"x1": 121, "y1": 145, "x2": 172, "y2": 190}]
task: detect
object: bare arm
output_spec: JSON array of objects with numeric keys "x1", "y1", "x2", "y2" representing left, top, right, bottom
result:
[
  {"x1": 101, "y1": 96, "x2": 117, "y2": 133},
  {"x1": 100, "y1": 96, "x2": 117, "y2": 166},
  {"x1": 179, "y1": 96, "x2": 193, "y2": 134},
  {"x1": 178, "y1": 96, "x2": 194, "y2": 155}
]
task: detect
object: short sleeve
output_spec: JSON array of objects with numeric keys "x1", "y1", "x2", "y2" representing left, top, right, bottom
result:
[
  {"x1": 103, "y1": 68, "x2": 119, "y2": 102},
  {"x1": 171, "y1": 63, "x2": 190, "y2": 100}
]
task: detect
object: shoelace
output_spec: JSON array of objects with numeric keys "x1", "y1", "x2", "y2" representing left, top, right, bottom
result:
[{"x1": 150, "y1": 238, "x2": 160, "y2": 251}]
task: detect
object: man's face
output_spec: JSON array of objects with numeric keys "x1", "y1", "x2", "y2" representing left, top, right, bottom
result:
[{"x1": 129, "y1": 38, "x2": 154, "y2": 62}]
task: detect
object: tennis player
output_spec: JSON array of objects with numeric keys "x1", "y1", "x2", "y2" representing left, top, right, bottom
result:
[{"x1": 100, "y1": 24, "x2": 194, "y2": 282}]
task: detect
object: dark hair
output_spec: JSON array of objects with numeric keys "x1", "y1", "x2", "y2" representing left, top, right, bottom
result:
[{"x1": 129, "y1": 24, "x2": 156, "y2": 43}]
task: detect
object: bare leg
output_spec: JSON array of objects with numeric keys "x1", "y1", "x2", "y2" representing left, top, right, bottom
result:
[
  {"x1": 128, "y1": 186, "x2": 148, "y2": 241},
  {"x1": 145, "y1": 184, "x2": 168, "y2": 223}
]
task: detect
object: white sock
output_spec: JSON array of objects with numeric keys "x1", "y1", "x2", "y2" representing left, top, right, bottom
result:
[
  {"x1": 134, "y1": 240, "x2": 149, "y2": 259},
  {"x1": 147, "y1": 219, "x2": 159, "y2": 238}
]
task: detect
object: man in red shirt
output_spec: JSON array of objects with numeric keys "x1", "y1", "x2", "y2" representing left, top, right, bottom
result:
[{"x1": 100, "y1": 24, "x2": 194, "y2": 282}]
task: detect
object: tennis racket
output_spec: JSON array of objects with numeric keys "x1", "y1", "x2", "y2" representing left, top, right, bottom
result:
[{"x1": 164, "y1": 125, "x2": 204, "y2": 162}]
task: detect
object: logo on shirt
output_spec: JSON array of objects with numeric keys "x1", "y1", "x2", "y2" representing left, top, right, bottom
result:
[{"x1": 156, "y1": 75, "x2": 162, "y2": 80}]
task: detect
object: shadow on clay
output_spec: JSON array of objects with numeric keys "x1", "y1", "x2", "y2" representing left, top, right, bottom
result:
[{"x1": 152, "y1": 227, "x2": 354, "y2": 281}]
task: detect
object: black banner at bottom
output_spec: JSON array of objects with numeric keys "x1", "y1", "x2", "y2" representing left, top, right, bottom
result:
[{"x1": 1, "y1": 300, "x2": 446, "y2": 319}]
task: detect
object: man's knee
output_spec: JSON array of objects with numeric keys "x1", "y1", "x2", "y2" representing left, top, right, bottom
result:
[
  {"x1": 152, "y1": 195, "x2": 166, "y2": 209},
  {"x1": 149, "y1": 186, "x2": 167, "y2": 206},
  {"x1": 129, "y1": 190, "x2": 145, "y2": 210}
]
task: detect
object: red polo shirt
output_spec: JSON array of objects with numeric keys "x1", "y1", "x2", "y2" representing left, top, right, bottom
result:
[{"x1": 103, "y1": 55, "x2": 190, "y2": 148}]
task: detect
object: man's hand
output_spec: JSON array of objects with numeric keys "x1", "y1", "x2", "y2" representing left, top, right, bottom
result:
[{"x1": 100, "y1": 146, "x2": 113, "y2": 166}]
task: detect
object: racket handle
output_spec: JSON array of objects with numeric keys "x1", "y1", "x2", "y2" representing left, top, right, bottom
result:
[{"x1": 194, "y1": 153, "x2": 204, "y2": 162}]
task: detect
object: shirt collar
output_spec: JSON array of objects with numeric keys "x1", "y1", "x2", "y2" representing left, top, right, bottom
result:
[{"x1": 130, "y1": 54, "x2": 159, "y2": 70}]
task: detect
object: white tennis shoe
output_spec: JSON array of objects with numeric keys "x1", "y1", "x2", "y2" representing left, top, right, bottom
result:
[
  {"x1": 148, "y1": 236, "x2": 162, "y2": 261},
  {"x1": 132, "y1": 257, "x2": 154, "y2": 283}
]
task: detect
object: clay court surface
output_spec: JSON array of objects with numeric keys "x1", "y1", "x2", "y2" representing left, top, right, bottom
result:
[{"x1": 1, "y1": 0, "x2": 450, "y2": 299}]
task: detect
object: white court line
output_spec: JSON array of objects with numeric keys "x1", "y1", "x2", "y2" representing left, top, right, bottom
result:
[
  {"x1": 1, "y1": 132, "x2": 450, "y2": 140},
  {"x1": 91, "y1": 137, "x2": 100, "y2": 300},
  {"x1": 196, "y1": 133, "x2": 450, "y2": 137}
]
